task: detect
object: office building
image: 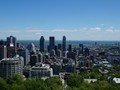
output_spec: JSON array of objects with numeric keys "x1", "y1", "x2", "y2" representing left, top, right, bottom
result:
[
  {"x1": 79, "y1": 44, "x2": 84, "y2": 55},
  {"x1": 7, "y1": 36, "x2": 17, "y2": 49},
  {"x1": 51, "y1": 62, "x2": 61, "y2": 75},
  {"x1": 58, "y1": 44, "x2": 62, "y2": 50},
  {"x1": 50, "y1": 49, "x2": 56, "y2": 57},
  {"x1": 38, "y1": 52, "x2": 43, "y2": 63},
  {"x1": 0, "y1": 45, "x2": 7, "y2": 60},
  {"x1": 63, "y1": 60, "x2": 75, "y2": 73},
  {"x1": 27, "y1": 43, "x2": 36, "y2": 53},
  {"x1": 40, "y1": 36, "x2": 45, "y2": 52},
  {"x1": 0, "y1": 40, "x2": 6, "y2": 46},
  {"x1": 17, "y1": 48, "x2": 30, "y2": 66},
  {"x1": 57, "y1": 50, "x2": 62, "y2": 58},
  {"x1": 68, "y1": 44, "x2": 72, "y2": 52},
  {"x1": 67, "y1": 51, "x2": 76, "y2": 60},
  {"x1": 7, "y1": 36, "x2": 17, "y2": 57},
  {"x1": 55, "y1": 45, "x2": 58, "y2": 54},
  {"x1": 49, "y1": 36, "x2": 55, "y2": 52},
  {"x1": 30, "y1": 54, "x2": 38, "y2": 66},
  {"x1": 62, "y1": 51, "x2": 67, "y2": 58},
  {"x1": 79, "y1": 59, "x2": 92, "y2": 68},
  {"x1": 108, "y1": 54, "x2": 120, "y2": 65},
  {"x1": 62, "y1": 36, "x2": 66, "y2": 51},
  {"x1": 84, "y1": 48, "x2": 90, "y2": 56}
]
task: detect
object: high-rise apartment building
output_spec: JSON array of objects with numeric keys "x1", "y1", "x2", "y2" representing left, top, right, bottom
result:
[
  {"x1": 0, "y1": 55, "x2": 23, "y2": 79},
  {"x1": 29, "y1": 63, "x2": 53, "y2": 78}
]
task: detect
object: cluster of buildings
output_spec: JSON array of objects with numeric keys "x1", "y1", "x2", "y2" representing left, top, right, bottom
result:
[{"x1": 0, "y1": 35, "x2": 120, "y2": 80}]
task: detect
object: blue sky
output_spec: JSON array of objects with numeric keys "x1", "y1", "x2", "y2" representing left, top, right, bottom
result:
[{"x1": 0, "y1": 0, "x2": 120, "y2": 40}]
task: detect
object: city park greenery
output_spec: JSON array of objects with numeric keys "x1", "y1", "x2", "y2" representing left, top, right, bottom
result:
[{"x1": 0, "y1": 66, "x2": 120, "y2": 90}]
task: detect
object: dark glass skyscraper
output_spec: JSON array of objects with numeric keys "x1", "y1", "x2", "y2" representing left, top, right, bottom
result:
[
  {"x1": 0, "y1": 45, "x2": 7, "y2": 60},
  {"x1": 49, "y1": 36, "x2": 55, "y2": 52},
  {"x1": 68, "y1": 44, "x2": 72, "y2": 52},
  {"x1": 58, "y1": 44, "x2": 62, "y2": 50},
  {"x1": 7, "y1": 36, "x2": 17, "y2": 49},
  {"x1": 40, "y1": 36, "x2": 45, "y2": 52},
  {"x1": 7, "y1": 36, "x2": 17, "y2": 57},
  {"x1": 62, "y1": 36, "x2": 66, "y2": 51}
]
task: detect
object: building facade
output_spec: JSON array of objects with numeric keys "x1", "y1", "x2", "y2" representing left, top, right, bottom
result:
[
  {"x1": 29, "y1": 63, "x2": 53, "y2": 78},
  {"x1": 40, "y1": 36, "x2": 45, "y2": 52},
  {"x1": 0, "y1": 45, "x2": 7, "y2": 60},
  {"x1": 62, "y1": 36, "x2": 66, "y2": 52},
  {"x1": 49, "y1": 36, "x2": 55, "y2": 52},
  {"x1": 0, "y1": 56, "x2": 23, "y2": 79}
]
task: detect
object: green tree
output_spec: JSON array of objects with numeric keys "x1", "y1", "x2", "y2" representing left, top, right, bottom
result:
[
  {"x1": 7, "y1": 74, "x2": 24, "y2": 85},
  {"x1": 66, "y1": 73, "x2": 83, "y2": 88},
  {"x1": 45, "y1": 77, "x2": 62, "y2": 90},
  {"x1": 24, "y1": 78, "x2": 48, "y2": 90},
  {"x1": 0, "y1": 77, "x2": 7, "y2": 90}
]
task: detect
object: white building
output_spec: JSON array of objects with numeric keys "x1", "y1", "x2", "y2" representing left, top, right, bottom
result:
[
  {"x1": 0, "y1": 55, "x2": 24, "y2": 79},
  {"x1": 113, "y1": 78, "x2": 120, "y2": 84},
  {"x1": 84, "y1": 79, "x2": 97, "y2": 83},
  {"x1": 29, "y1": 63, "x2": 53, "y2": 78}
]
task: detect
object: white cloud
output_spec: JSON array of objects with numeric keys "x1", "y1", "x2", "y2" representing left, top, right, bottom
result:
[
  {"x1": 8, "y1": 30, "x2": 21, "y2": 33},
  {"x1": 89, "y1": 27, "x2": 101, "y2": 32},
  {"x1": 52, "y1": 29, "x2": 78, "y2": 32},
  {"x1": 105, "y1": 27, "x2": 114, "y2": 32},
  {"x1": 114, "y1": 29, "x2": 120, "y2": 32},
  {"x1": 0, "y1": 26, "x2": 120, "y2": 40},
  {"x1": 82, "y1": 27, "x2": 88, "y2": 30},
  {"x1": 26, "y1": 30, "x2": 44, "y2": 32},
  {"x1": 100, "y1": 24, "x2": 108, "y2": 26},
  {"x1": 106, "y1": 29, "x2": 113, "y2": 32},
  {"x1": 0, "y1": 30, "x2": 21, "y2": 33},
  {"x1": 52, "y1": 29, "x2": 66, "y2": 32},
  {"x1": 35, "y1": 32, "x2": 41, "y2": 35}
]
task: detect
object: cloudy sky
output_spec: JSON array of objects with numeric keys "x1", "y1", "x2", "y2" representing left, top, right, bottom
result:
[{"x1": 0, "y1": 0, "x2": 120, "y2": 40}]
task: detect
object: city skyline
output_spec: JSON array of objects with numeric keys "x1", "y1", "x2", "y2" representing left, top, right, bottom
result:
[{"x1": 0, "y1": 0, "x2": 120, "y2": 40}]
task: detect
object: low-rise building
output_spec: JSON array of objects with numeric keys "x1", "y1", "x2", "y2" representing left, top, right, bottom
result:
[
  {"x1": 84, "y1": 79, "x2": 97, "y2": 83},
  {"x1": 113, "y1": 77, "x2": 120, "y2": 84},
  {"x1": 29, "y1": 63, "x2": 53, "y2": 78},
  {"x1": 51, "y1": 62, "x2": 62, "y2": 75}
]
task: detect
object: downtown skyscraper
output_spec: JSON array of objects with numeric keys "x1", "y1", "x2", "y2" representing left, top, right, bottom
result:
[
  {"x1": 39, "y1": 36, "x2": 45, "y2": 52},
  {"x1": 7, "y1": 36, "x2": 17, "y2": 49},
  {"x1": 62, "y1": 36, "x2": 66, "y2": 51},
  {"x1": 7, "y1": 36, "x2": 17, "y2": 57},
  {"x1": 49, "y1": 36, "x2": 55, "y2": 52},
  {"x1": 0, "y1": 45, "x2": 7, "y2": 60}
]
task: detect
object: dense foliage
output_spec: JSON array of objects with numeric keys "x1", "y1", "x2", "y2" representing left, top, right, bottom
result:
[
  {"x1": 1, "y1": 66, "x2": 120, "y2": 90},
  {"x1": 0, "y1": 75, "x2": 62, "y2": 90},
  {"x1": 66, "y1": 66, "x2": 120, "y2": 90}
]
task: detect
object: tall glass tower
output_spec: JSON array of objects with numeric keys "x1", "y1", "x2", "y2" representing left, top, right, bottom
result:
[
  {"x1": 7, "y1": 36, "x2": 17, "y2": 49},
  {"x1": 62, "y1": 36, "x2": 66, "y2": 51},
  {"x1": 49, "y1": 36, "x2": 55, "y2": 52},
  {"x1": 7, "y1": 36, "x2": 17, "y2": 57},
  {"x1": 40, "y1": 36, "x2": 45, "y2": 52}
]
